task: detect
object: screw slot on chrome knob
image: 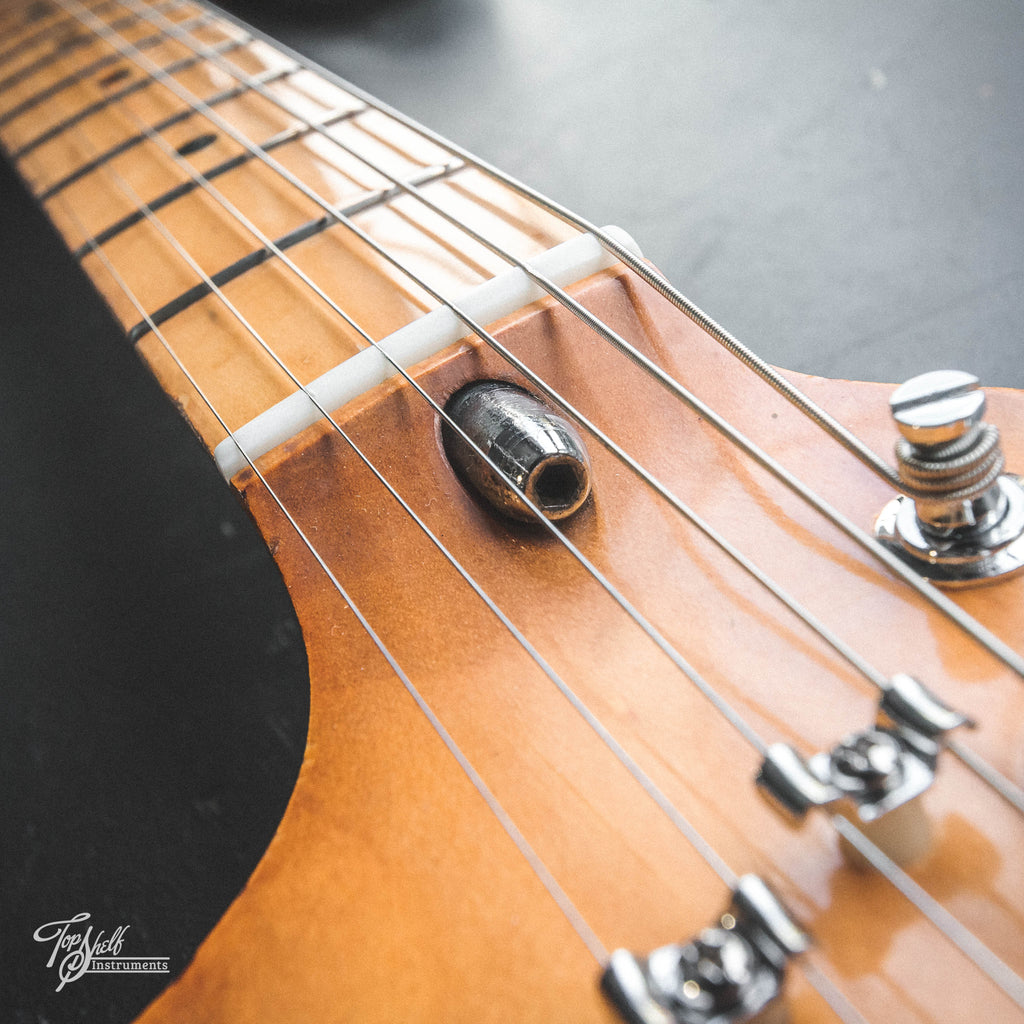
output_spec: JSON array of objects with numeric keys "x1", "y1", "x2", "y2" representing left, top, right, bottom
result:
[{"x1": 875, "y1": 370, "x2": 1024, "y2": 586}]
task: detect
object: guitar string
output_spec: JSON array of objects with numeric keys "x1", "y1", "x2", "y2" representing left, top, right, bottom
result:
[
  {"x1": 101, "y1": 57, "x2": 1024, "y2": 821},
  {"x1": 55, "y1": 0, "x2": 773, "y2": 754},
  {"x1": 33, "y1": 22, "x2": 1024, "y2": 1013},
  {"x1": 39, "y1": 0, "x2": 1024, "y2": 983},
  {"x1": 0, "y1": 0, "x2": 121, "y2": 65},
  {"x1": 832, "y1": 814, "x2": 1024, "y2": 1008},
  {"x1": 64, "y1": 64, "x2": 752, "y2": 895},
  {"x1": 48, "y1": 190, "x2": 613, "y2": 972},
  {"x1": 0, "y1": 12, "x2": 212, "y2": 129},
  {"x1": 36, "y1": 116, "x2": 874, "y2": 1024},
  {"x1": 63, "y1": 0, "x2": 1024, "y2": 818},
  {"x1": 67, "y1": 194, "x2": 885, "y2": 1024},
  {"x1": 101, "y1": 0, "x2": 1024, "y2": 684},
  {"x1": 27, "y1": 1, "x2": 1024, "y2": 1012},
  {"x1": 16, "y1": 6, "x2": 1024, "y2": 1015},
  {"x1": 202, "y1": 10, "x2": 890, "y2": 494},
  {"x1": 0, "y1": 0, "x2": 179, "y2": 92}
]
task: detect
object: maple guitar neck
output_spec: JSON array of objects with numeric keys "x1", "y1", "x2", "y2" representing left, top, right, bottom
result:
[{"x1": 3, "y1": 1, "x2": 1024, "y2": 1023}]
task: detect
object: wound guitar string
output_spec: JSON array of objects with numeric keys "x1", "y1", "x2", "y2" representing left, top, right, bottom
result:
[
  {"x1": 72, "y1": 3, "x2": 1024, "y2": 838},
  {"x1": 63, "y1": 0, "x2": 1024, "y2": 808},
  {"x1": 2, "y1": 2, "x2": 1024, "y2": 1015},
  {"x1": 46, "y1": 144, "x2": 875, "y2": 1024},
  {"x1": 79, "y1": 0, "x2": 1024, "y2": 683}
]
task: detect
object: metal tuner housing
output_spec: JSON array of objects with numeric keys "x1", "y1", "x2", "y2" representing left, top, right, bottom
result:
[
  {"x1": 441, "y1": 381, "x2": 593, "y2": 522},
  {"x1": 875, "y1": 369, "x2": 1024, "y2": 585}
]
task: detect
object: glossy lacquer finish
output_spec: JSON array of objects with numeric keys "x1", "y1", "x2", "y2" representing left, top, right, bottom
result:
[
  {"x1": 0, "y1": 0, "x2": 1021, "y2": 1019},
  {"x1": 136, "y1": 269, "x2": 1024, "y2": 1024}
]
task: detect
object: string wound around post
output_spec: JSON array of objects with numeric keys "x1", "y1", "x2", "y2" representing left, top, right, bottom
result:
[
  {"x1": 756, "y1": 674, "x2": 971, "y2": 864},
  {"x1": 601, "y1": 875, "x2": 807, "y2": 1024},
  {"x1": 875, "y1": 370, "x2": 1024, "y2": 586}
]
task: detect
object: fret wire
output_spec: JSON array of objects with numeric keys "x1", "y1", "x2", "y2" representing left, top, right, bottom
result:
[
  {"x1": 0, "y1": 0, "x2": 114, "y2": 68},
  {"x1": 113, "y1": 0, "x2": 1024, "y2": 686},
  {"x1": 0, "y1": 0, "x2": 169, "y2": 91},
  {"x1": 38, "y1": 64, "x2": 291, "y2": 199},
  {"x1": 123, "y1": 161, "x2": 463, "y2": 344},
  {"x1": 230, "y1": 7, "x2": 903, "y2": 497},
  {"x1": 0, "y1": 4, "x2": 89, "y2": 66},
  {"x1": 67, "y1": 0, "x2": 1024, "y2": 815},
  {"x1": 0, "y1": 17, "x2": 93, "y2": 91},
  {"x1": 39, "y1": 5, "x2": 1024, "y2": 1011},
  {"x1": 9, "y1": 33, "x2": 247, "y2": 160},
  {"x1": 49, "y1": 187, "x2": 609, "y2": 969},
  {"x1": 98, "y1": 92, "x2": 747, "y2": 891},
  {"x1": 42, "y1": 91, "x2": 975, "y2": 1024},
  {"x1": 0, "y1": 14, "x2": 210, "y2": 129},
  {"x1": 832, "y1": 814, "x2": 1024, "y2": 1010},
  {"x1": 53, "y1": 100, "x2": 884, "y2": 1024},
  {"x1": 69, "y1": 103, "x2": 359, "y2": 258}
]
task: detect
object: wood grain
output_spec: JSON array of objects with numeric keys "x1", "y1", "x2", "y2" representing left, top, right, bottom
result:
[
  {"x1": 1, "y1": 0, "x2": 1021, "y2": 1018},
  {"x1": 135, "y1": 268, "x2": 1024, "y2": 1023}
]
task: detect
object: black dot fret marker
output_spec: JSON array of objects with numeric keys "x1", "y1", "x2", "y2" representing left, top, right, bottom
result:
[
  {"x1": 0, "y1": 33, "x2": 163, "y2": 130},
  {"x1": 24, "y1": 1, "x2": 54, "y2": 23},
  {"x1": 70, "y1": 109, "x2": 358, "y2": 258},
  {"x1": 0, "y1": 8, "x2": 141, "y2": 95},
  {"x1": 97, "y1": 65, "x2": 131, "y2": 88},
  {"x1": 38, "y1": 70, "x2": 293, "y2": 201},
  {"x1": 11, "y1": 38, "x2": 247, "y2": 161},
  {"x1": 175, "y1": 132, "x2": 217, "y2": 157}
]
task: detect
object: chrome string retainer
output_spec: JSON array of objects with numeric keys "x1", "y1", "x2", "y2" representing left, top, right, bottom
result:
[
  {"x1": 757, "y1": 674, "x2": 971, "y2": 866},
  {"x1": 601, "y1": 876, "x2": 808, "y2": 1024},
  {"x1": 875, "y1": 370, "x2": 1024, "y2": 586}
]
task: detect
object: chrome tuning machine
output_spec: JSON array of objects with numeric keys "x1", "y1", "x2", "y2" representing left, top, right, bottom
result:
[
  {"x1": 875, "y1": 369, "x2": 1024, "y2": 585},
  {"x1": 601, "y1": 875, "x2": 807, "y2": 1024},
  {"x1": 757, "y1": 674, "x2": 971, "y2": 865}
]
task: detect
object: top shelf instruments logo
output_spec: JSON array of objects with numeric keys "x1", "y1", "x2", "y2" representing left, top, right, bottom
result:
[{"x1": 33, "y1": 913, "x2": 170, "y2": 992}]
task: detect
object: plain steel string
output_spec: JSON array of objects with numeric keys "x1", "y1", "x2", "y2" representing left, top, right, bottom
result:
[
  {"x1": 46, "y1": 188, "x2": 611, "y2": 971},
  {"x1": 62, "y1": 0, "x2": 1024, "y2": 960},
  {"x1": 197, "y1": 0, "x2": 1024, "y2": 684},
  {"x1": 111, "y1": 59, "x2": 1024, "y2": 826},
  {"x1": 101, "y1": 86, "x2": 746, "y2": 890},
  {"x1": 120, "y1": 76, "x2": 1024, "y2": 819},
  {"x1": 58, "y1": 0, "x2": 1015, "y2": 786},
  {"x1": 57, "y1": 182, "x2": 878, "y2": 1024},
  {"x1": 2, "y1": 23, "x2": 877, "y2": 1022},
  {"x1": 57, "y1": 0, "x2": 769, "y2": 758},
  {"x1": 0, "y1": 0, "x2": 113, "y2": 82},
  {"x1": 36, "y1": 89, "x2": 870, "y2": 1024},
  {"x1": 198, "y1": 1, "x2": 895, "y2": 494},
  {"x1": 83, "y1": 0, "x2": 1024, "y2": 815},
  {"x1": 41, "y1": 55, "x2": 1024, "y2": 1018},
  {"x1": 44, "y1": 0, "x2": 1024, "y2": 1010}
]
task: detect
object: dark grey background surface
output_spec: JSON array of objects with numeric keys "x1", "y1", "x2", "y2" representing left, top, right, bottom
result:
[{"x1": 2, "y1": 1, "x2": 1021, "y2": 1020}]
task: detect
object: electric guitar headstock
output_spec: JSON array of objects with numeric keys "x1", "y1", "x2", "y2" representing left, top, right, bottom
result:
[{"x1": 1, "y1": 0, "x2": 1022, "y2": 1020}]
